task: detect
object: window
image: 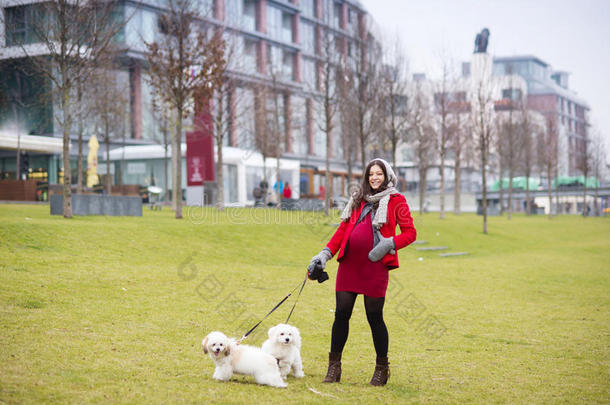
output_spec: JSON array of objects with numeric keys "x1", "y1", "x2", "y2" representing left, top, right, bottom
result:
[
  {"x1": 5, "y1": 5, "x2": 46, "y2": 45},
  {"x1": 282, "y1": 13, "x2": 293, "y2": 43},
  {"x1": 265, "y1": 92, "x2": 285, "y2": 142},
  {"x1": 243, "y1": 0, "x2": 256, "y2": 31},
  {"x1": 291, "y1": 96, "x2": 308, "y2": 155},
  {"x1": 333, "y1": 2, "x2": 342, "y2": 29},
  {"x1": 126, "y1": 7, "x2": 157, "y2": 50},
  {"x1": 201, "y1": 0, "x2": 216, "y2": 17},
  {"x1": 242, "y1": 37, "x2": 258, "y2": 73},
  {"x1": 502, "y1": 88, "x2": 522, "y2": 101},
  {"x1": 493, "y1": 63, "x2": 506, "y2": 76},
  {"x1": 302, "y1": 57, "x2": 317, "y2": 89},
  {"x1": 282, "y1": 50, "x2": 295, "y2": 81},
  {"x1": 331, "y1": 114, "x2": 343, "y2": 159},
  {"x1": 267, "y1": 5, "x2": 293, "y2": 42},
  {"x1": 301, "y1": 0, "x2": 315, "y2": 18},
  {"x1": 314, "y1": 106, "x2": 326, "y2": 157},
  {"x1": 226, "y1": 0, "x2": 255, "y2": 30},
  {"x1": 268, "y1": 44, "x2": 294, "y2": 81},
  {"x1": 223, "y1": 164, "x2": 238, "y2": 203},
  {"x1": 235, "y1": 87, "x2": 255, "y2": 149},
  {"x1": 301, "y1": 22, "x2": 316, "y2": 54}
]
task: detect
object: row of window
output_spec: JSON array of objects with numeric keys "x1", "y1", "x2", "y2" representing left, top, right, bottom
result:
[{"x1": 557, "y1": 96, "x2": 585, "y2": 120}]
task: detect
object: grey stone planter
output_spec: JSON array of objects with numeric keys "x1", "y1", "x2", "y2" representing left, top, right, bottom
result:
[{"x1": 50, "y1": 194, "x2": 142, "y2": 216}]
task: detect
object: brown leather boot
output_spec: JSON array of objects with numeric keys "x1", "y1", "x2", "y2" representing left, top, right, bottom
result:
[
  {"x1": 322, "y1": 352, "x2": 342, "y2": 383},
  {"x1": 369, "y1": 356, "x2": 390, "y2": 386}
]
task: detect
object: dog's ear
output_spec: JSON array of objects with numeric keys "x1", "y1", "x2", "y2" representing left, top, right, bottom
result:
[
  {"x1": 268, "y1": 325, "x2": 277, "y2": 339},
  {"x1": 292, "y1": 327, "x2": 302, "y2": 348},
  {"x1": 225, "y1": 344, "x2": 231, "y2": 356},
  {"x1": 202, "y1": 337, "x2": 209, "y2": 354}
]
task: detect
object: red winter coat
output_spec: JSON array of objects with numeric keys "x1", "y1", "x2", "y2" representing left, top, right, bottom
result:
[{"x1": 326, "y1": 193, "x2": 416, "y2": 270}]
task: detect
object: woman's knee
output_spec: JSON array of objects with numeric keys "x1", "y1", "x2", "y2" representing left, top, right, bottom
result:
[
  {"x1": 365, "y1": 309, "x2": 384, "y2": 325},
  {"x1": 334, "y1": 307, "x2": 353, "y2": 323}
]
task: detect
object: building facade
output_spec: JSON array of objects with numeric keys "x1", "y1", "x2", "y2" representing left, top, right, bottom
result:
[
  {"x1": 0, "y1": 0, "x2": 372, "y2": 205},
  {"x1": 474, "y1": 55, "x2": 590, "y2": 177}
]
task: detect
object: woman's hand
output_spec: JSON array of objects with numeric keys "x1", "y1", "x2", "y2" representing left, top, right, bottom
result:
[
  {"x1": 307, "y1": 248, "x2": 332, "y2": 282},
  {"x1": 368, "y1": 235, "x2": 395, "y2": 262}
]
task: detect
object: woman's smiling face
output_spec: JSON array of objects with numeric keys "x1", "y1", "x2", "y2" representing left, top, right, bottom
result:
[{"x1": 368, "y1": 164, "x2": 385, "y2": 191}]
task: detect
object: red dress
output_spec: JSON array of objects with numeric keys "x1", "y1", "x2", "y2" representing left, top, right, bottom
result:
[{"x1": 335, "y1": 213, "x2": 389, "y2": 298}]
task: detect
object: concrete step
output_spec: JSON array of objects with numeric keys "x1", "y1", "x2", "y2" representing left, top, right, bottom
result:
[{"x1": 439, "y1": 252, "x2": 469, "y2": 257}]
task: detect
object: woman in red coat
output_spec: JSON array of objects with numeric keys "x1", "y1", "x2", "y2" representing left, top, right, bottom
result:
[{"x1": 307, "y1": 158, "x2": 416, "y2": 386}]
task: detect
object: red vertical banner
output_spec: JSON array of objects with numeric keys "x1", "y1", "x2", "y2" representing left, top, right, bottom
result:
[{"x1": 186, "y1": 100, "x2": 215, "y2": 186}]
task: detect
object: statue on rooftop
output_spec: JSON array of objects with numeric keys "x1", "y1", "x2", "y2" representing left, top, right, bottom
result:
[{"x1": 474, "y1": 28, "x2": 490, "y2": 53}]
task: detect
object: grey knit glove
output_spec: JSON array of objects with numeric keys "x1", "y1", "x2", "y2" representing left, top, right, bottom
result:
[
  {"x1": 308, "y1": 247, "x2": 332, "y2": 273},
  {"x1": 368, "y1": 235, "x2": 395, "y2": 262}
]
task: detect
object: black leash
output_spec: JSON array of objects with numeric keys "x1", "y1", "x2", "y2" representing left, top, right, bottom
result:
[
  {"x1": 237, "y1": 273, "x2": 308, "y2": 344},
  {"x1": 285, "y1": 273, "x2": 308, "y2": 324}
]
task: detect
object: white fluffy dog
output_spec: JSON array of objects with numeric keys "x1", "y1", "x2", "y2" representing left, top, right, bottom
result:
[
  {"x1": 261, "y1": 323, "x2": 304, "y2": 379},
  {"x1": 202, "y1": 331, "x2": 287, "y2": 388}
]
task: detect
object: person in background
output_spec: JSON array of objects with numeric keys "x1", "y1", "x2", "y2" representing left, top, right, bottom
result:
[{"x1": 283, "y1": 182, "x2": 292, "y2": 199}]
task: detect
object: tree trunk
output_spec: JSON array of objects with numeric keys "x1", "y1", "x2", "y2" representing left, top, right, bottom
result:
[
  {"x1": 418, "y1": 167, "x2": 426, "y2": 214},
  {"x1": 324, "y1": 113, "x2": 331, "y2": 216},
  {"x1": 276, "y1": 153, "x2": 281, "y2": 209},
  {"x1": 216, "y1": 93, "x2": 225, "y2": 211},
  {"x1": 497, "y1": 159, "x2": 504, "y2": 216},
  {"x1": 216, "y1": 136, "x2": 224, "y2": 210},
  {"x1": 62, "y1": 85, "x2": 72, "y2": 218},
  {"x1": 77, "y1": 82, "x2": 84, "y2": 194},
  {"x1": 554, "y1": 167, "x2": 561, "y2": 215},
  {"x1": 507, "y1": 171, "x2": 513, "y2": 220},
  {"x1": 582, "y1": 182, "x2": 587, "y2": 217},
  {"x1": 547, "y1": 163, "x2": 553, "y2": 219},
  {"x1": 481, "y1": 132, "x2": 488, "y2": 234},
  {"x1": 163, "y1": 128, "x2": 169, "y2": 202},
  {"x1": 439, "y1": 152, "x2": 445, "y2": 219},
  {"x1": 175, "y1": 109, "x2": 183, "y2": 219},
  {"x1": 525, "y1": 174, "x2": 531, "y2": 215},
  {"x1": 454, "y1": 157, "x2": 461, "y2": 215},
  {"x1": 106, "y1": 130, "x2": 111, "y2": 194}
]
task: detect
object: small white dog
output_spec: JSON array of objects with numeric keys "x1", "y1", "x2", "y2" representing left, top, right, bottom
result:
[
  {"x1": 202, "y1": 331, "x2": 287, "y2": 388},
  {"x1": 262, "y1": 323, "x2": 304, "y2": 379}
]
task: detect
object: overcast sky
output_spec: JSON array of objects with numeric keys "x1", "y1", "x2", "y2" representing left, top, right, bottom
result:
[{"x1": 359, "y1": 0, "x2": 610, "y2": 158}]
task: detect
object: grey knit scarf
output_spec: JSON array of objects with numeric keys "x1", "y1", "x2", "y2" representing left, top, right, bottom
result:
[{"x1": 340, "y1": 158, "x2": 399, "y2": 229}]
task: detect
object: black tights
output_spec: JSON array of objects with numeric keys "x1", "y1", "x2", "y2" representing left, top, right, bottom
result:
[{"x1": 330, "y1": 291, "x2": 388, "y2": 357}]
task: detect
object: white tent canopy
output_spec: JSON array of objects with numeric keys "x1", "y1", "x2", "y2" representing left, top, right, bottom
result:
[{"x1": 0, "y1": 132, "x2": 64, "y2": 154}]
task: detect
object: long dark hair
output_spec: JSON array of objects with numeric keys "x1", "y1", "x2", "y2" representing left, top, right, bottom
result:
[{"x1": 350, "y1": 159, "x2": 389, "y2": 211}]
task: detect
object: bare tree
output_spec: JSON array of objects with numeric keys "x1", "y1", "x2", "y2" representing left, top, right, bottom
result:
[
  {"x1": 348, "y1": 18, "x2": 383, "y2": 170},
  {"x1": 577, "y1": 121, "x2": 593, "y2": 217},
  {"x1": 380, "y1": 34, "x2": 410, "y2": 168},
  {"x1": 537, "y1": 115, "x2": 559, "y2": 219},
  {"x1": 5, "y1": 0, "x2": 126, "y2": 217},
  {"x1": 497, "y1": 105, "x2": 520, "y2": 219},
  {"x1": 268, "y1": 73, "x2": 285, "y2": 208},
  {"x1": 195, "y1": 28, "x2": 239, "y2": 211},
  {"x1": 145, "y1": 0, "x2": 225, "y2": 219},
  {"x1": 449, "y1": 111, "x2": 470, "y2": 214},
  {"x1": 408, "y1": 81, "x2": 435, "y2": 214},
  {"x1": 315, "y1": 23, "x2": 341, "y2": 216},
  {"x1": 590, "y1": 130, "x2": 606, "y2": 216},
  {"x1": 470, "y1": 67, "x2": 496, "y2": 234},
  {"x1": 90, "y1": 62, "x2": 129, "y2": 194},
  {"x1": 518, "y1": 106, "x2": 537, "y2": 216},
  {"x1": 148, "y1": 96, "x2": 173, "y2": 202},
  {"x1": 432, "y1": 59, "x2": 458, "y2": 219}
]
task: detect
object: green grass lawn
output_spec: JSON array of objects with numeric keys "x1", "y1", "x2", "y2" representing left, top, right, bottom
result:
[{"x1": 1, "y1": 204, "x2": 608, "y2": 404}]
